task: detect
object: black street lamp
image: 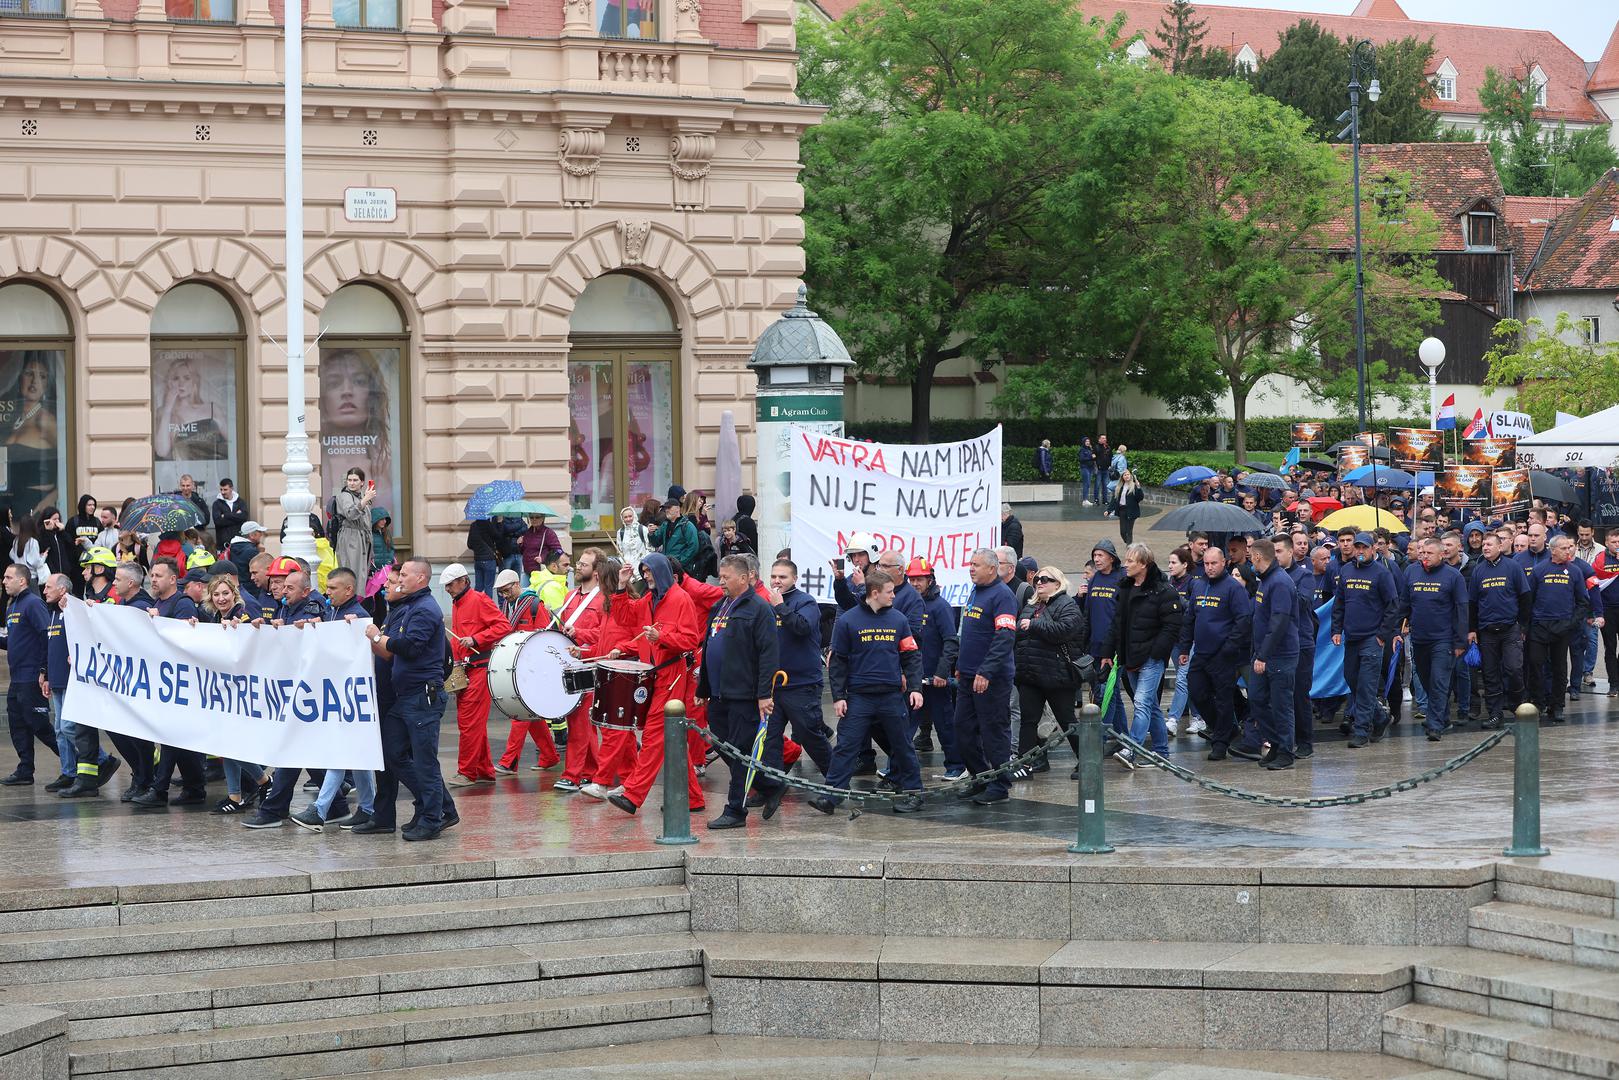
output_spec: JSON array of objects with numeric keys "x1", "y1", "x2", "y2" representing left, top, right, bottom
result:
[{"x1": 1341, "y1": 39, "x2": 1381, "y2": 430}]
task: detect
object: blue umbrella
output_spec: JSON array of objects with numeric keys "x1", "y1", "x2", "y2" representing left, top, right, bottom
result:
[
  {"x1": 1414, "y1": 471, "x2": 1435, "y2": 488},
  {"x1": 463, "y1": 480, "x2": 525, "y2": 521},
  {"x1": 1164, "y1": 465, "x2": 1217, "y2": 487},
  {"x1": 1345, "y1": 465, "x2": 1416, "y2": 490}
]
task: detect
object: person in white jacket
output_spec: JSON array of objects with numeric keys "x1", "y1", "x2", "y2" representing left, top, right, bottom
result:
[{"x1": 615, "y1": 505, "x2": 651, "y2": 569}]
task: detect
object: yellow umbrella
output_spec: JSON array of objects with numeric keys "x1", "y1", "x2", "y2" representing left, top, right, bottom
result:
[{"x1": 1317, "y1": 506, "x2": 1409, "y2": 535}]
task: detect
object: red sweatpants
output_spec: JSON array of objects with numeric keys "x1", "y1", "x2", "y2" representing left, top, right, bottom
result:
[
  {"x1": 594, "y1": 729, "x2": 639, "y2": 788},
  {"x1": 560, "y1": 696, "x2": 599, "y2": 784},
  {"x1": 457, "y1": 667, "x2": 498, "y2": 781},
  {"x1": 498, "y1": 717, "x2": 560, "y2": 771},
  {"x1": 621, "y1": 674, "x2": 705, "y2": 811},
  {"x1": 686, "y1": 693, "x2": 709, "y2": 763}
]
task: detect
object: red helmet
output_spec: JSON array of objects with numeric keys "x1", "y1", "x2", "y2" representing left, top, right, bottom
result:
[
  {"x1": 904, "y1": 557, "x2": 933, "y2": 578},
  {"x1": 267, "y1": 556, "x2": 301, "y2": 577}
]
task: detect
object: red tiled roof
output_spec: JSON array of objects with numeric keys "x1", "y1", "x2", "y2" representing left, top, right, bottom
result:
[
  {"x1": 1350, "y1": 0, "x2": 1405, "y2": 19},
  {"x1": 1314, "y1": 142, "x2": 1507, "y2": 252},
  {"x1": 1520, "y1": 169, "x2": 1619, "y2": 292},
  {"x1": 1070, "y1": 0, "x2": 1606, "y2": 124},
  {"x1": 1591, "y1": 22, "x2": 1619, "y2": 94},
  {"x1": 1504, "y1": 195, "x2": 1580, "y2": 274}
]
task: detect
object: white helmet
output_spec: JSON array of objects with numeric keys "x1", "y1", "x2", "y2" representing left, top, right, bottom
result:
[{"x1": 845, "y1": 531, "x2": 880, "y2": 560}]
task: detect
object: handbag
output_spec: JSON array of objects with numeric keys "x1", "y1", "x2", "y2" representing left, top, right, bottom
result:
[{"x1": 1058, "y1": 643, "x2": 1096, "y2": 686}]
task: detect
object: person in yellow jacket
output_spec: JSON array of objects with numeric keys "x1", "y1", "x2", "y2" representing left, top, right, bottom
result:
[{"x1": 528, "y1": 550, "x2": 571, "y2": 613}]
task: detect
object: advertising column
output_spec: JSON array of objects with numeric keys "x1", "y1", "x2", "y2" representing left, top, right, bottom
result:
[{"x1": 756, "y1": 391, "x2": 842, "y2": 567}]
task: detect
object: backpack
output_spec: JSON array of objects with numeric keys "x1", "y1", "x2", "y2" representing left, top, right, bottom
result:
[{"x1": 688, "y1": 526, "x2": 718, "y2": 581}]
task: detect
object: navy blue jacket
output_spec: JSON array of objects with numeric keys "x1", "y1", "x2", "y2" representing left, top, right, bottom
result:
[
  {"x1": 957, "y1": 580, "x2": 1018, "y2": 679},
  {"x1": 1402, "y1": 562, "x2": 1469, "y2": 650},
  {"x1": 1470, "y1": 555, "x2": 1531, "y2": 630},
  {"x1": 333, "y1": 597, "x2": 369, "y2": 621},
  {"x1": 383, "y1": 586, "x2": 448, "y2": 696},
  {"x1": 1084, "y1": 567, "x2": 1125, "y2": 657},
  {"x1": 1331, "y1": 557, "x2": 1401, "y2": 643},
  {"x1": 1527, "y1": 559, "x2": 1595, "y2": 623},
  {"x1": 698, "y1": 589, "x2": 780, "y2": 701},
  {"x1": 276, "y1": 594, "x2": 331, "y2": 624},
  {"x1": 772, "y1": 586, "x2": 824, "y2": 689},
  {"x1": 153, "y1": 591, "x2": 198, "y2": 620},
  {"x1": 45, "y1": 606, "x2": 69, "y2": 688},
  {"x1": 1177, "y1": 570, "x2": 1251, "y2": 659},
  {"x1": 240, "y1": 583, "x2": 276, "y2": 621},
  {"x1": 1514, "y1": 546, "x2": 1551, "y2": 572},
  {"x1": 3, "y1": 590, "x2": 49, "y2": 681},
  {"x1": 915, "y1": 584, "x2": 959, "y2": 683},
  {"x1": 891, "y1": 579, "x2": 926, "y2": 638},
  {"x1": 1288, "y1": 564, "x2": 1317, "y2": 652},
  {"x1": 828, "y1": 600, "x2": 922, "y2": 698},
  {"x1": 123, "y1": 593, "x2": 155, "y2": 612},
  {"x1": 1251, "y1": 563, "x2": 1299, "y2": 663}
]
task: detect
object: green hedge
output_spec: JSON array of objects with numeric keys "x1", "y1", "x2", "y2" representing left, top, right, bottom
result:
[
  {"x1": 1003, "y1": 449, "x2": 1287, "y2": 486},
  {"x1": 848, "y1": 416, "x2": 1426, "y2": 454}
]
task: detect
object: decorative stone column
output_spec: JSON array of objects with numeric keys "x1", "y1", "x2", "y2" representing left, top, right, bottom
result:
[
  {"x1": 562, "y1": 0, "x2": 594, "y2": 36},
  {"x1": 673, "y1": 0, "x2": 703, "y2": 43}
]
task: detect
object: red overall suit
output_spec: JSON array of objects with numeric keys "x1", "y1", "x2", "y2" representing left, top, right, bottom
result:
[
  {"x1": 615, "y1": 585, "x2": 705, "y2": 811},
  {"x1": 590, "y1": 601, "x2": 642, "y2": 788},
  {"x1": 554, "y1": 586, "x2": 604, "y2": 785},
  {"x1": 450, "y1": 586, "x2": 513, "y2": 782},
  {"x1": 496, "y1": 591, "x2": 561, "y2": 771}
]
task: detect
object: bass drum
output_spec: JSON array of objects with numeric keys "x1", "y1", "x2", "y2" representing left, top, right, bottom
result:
[{"x1": 487, "y1": 630, "x2": 594, "y2": 721}]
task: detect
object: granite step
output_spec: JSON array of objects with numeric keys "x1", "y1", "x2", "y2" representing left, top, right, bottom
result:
[
  {"x1": 0, "y1": 934, "x2": 702, "y2": 1040},
  {"x1": 0, "y1": 885, "x2": 690, "y2": 983},
  {"x1": 1383, "y1": 1001, "x2": 1619, "y2": 1079},
  {"x1": 1415, "y1": 949, "x2": 1619, "y2": 1042},
  {"x1": 68, "y1": 985, "x2": 713, "y2": 1079},
  {"x1": 1468, "y1": 901, "x2": 1619, "y2": 969}
]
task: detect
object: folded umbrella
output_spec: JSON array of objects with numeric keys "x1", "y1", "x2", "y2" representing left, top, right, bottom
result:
[
  {"x1": 1164, "y1": 465, "x2": 1218, "y2": 488},
  {"x1": 1151, "y1": 502, "x2": 1265, "y2": 536}
]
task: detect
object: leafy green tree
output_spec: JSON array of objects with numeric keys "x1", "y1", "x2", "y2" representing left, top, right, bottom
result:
[
  {"x1": 1479, "y1": 66, "x2": 1617, "y2": 196},
  {"x1": 797, "y1": 0, "x2": 1115, "y2": 441},
  {"x1": 1483, "y1": 314, "x2": 1619, "y2": 430},
  {"x1": 1544, "y1": 125, "x2": 1619, "y2": 199},
  {"x1": 1149, "y1": 0, "x2": 1207, "y2": 74},
  {"x1": 1180, "y1": 45, "x2": 1240, "y2": 81},
  {"x1": 1252, "y1": 23, "x2": 1441, "y2": 144}
]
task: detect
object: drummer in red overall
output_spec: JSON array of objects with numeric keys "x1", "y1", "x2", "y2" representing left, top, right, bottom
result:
[
  {"x1": 550, "y1": 548, "x2": 606, "y2": 793},
  {"x1": 444, "y1": 563, "x2": 514, "y2": 787},
  {"x1": 580, "y1": 559, "x2": 643, "y2": 800},
  {"x1": 493, "y1": 568, "x2": 561, "y2": 774},
  {"x1": 607, "y1": 553, "x2": 707, "y2": 815}
]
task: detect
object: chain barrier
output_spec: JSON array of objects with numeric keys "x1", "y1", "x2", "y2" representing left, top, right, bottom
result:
[
  {"x1": 1107, "y1": 726, "x2": 1512, "y2": 808},
  {"x1": 678, "y1": 714, "x2": 1086, "y2": 812},
  {"x1": 679, "y1": 711, "x2": 1515, "y2": 815}
]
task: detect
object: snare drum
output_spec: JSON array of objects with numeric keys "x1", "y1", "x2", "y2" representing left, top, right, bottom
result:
[
  {"x1": 591, "y1": 659, "x2": 655, "y2": 732},
  {"x1": 487, "y1": 630, "x2": 596, "y2": 721}
]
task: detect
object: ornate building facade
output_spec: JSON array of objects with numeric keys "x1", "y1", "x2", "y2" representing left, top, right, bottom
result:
[{"x1": 0, "y1": 0, "x2": 816, "y2": 557}]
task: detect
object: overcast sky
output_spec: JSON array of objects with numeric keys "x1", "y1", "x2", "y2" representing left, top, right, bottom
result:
[{"x1": 1217, "y1": 0, "x2": 1614, "y2": 61}]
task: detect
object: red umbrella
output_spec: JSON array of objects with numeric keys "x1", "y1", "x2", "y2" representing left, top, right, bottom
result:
[{"x1": 1307, "y1": 497, "x2": 1343, "y2": 519}]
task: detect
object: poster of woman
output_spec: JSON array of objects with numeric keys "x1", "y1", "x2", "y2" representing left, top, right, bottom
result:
[
  {"x1": 318, "y1": 346, "x2": 401, "y2": 530},
  {"x1": 0, "y1": 349, "x2": 65, "y2": 520},
  {"x1": 152, "y1": 349, "x2": 237, "y2": 496}
]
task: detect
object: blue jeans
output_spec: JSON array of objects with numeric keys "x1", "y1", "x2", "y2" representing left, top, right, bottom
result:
[
  {"x1": 1094, "y1": 654, "x2": 1126, "y2": 736},
  {"x1": 49, "y1": 689, "x2": 75, "y2": 778},
  {"x1": 474, "y1": 559, "x2": 498, "y2": 599},
  {"x1": 1344, "y1": 636, "x2": 1386, "y2": 738},
  {"x1": 1250, "y1": 655, "x2": 1297, "y2": 754},
  {"x1": 223, "y1": 758, "x2": 265, "y2": 798},
  {"x1": 1080, "y1": 466, "x2": 1100, "y2": 503},
  {"x1": 1123, "y1": 659, "x2": 1168, "y2": 754},
  {"x1": 1411, "y1": 663, "x2": 1428, "y2": 714},
  {"x1": 1452, "y1": 658, "x2": 1473, "y2": 719},
  {"x1": 1168, "y1": 649, "x2": 1197, "y2": 721},
  {"x1": 1573, "y1": 623, "x2": 1599, "y2": 689},
  {"x1": 1412, "y1": 642, "x2": 1455, "y2": 737},
  {"x1": 313, "y1": 768, "x2": 374, "y2": 817}
]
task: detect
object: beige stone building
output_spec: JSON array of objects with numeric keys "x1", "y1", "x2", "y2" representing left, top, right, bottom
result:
[{"x1": 0, "y1": 0, "x2": 816, "y2": 560}]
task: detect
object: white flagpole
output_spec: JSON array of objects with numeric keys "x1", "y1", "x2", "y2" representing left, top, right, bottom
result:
[{"x1": 279, "y1": 3, "x2": 317, "y2": 563}]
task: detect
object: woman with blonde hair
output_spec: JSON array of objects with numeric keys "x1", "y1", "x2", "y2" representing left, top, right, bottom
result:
[
  {"x1": 199, "y1": 574, "x2": 268, "y2": 812},
  {"x1": 1112, "y1": 469, "x2": 1146, "y2": 544},
  {"x1": 615, "y1": 505, "x2": 651, "y2": 568},
  {"x1": 1012, "y1": 564, "x2": 1088, "y2": 779}
]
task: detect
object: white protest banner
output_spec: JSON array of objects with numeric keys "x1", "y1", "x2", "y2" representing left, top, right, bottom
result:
[
  {"x1": 789, "y1": 426, "x2": 1001, "y2": 606},
  {"x1": 63, "y1": 601, "x2": 383, "y2": 770},
  {"x1": 1488, "y1": 410, "x2": 1535, "y2": 439}
]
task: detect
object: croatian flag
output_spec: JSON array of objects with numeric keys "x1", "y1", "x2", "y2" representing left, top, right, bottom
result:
[
  {"x1": 1434, "y1": 393, "x2": 1456, "y2": 431},
  {"x1": 1461, "y1": 408, "x2": 1487, "y2": 439}
]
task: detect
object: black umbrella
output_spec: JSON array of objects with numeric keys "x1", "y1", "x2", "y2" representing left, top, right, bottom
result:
[
  {"x1": 1529, "y1": 471, "x2": 1578, "y2": 505},
  {"x1": 1152, "y1": 502, "x2": 1265, "y2": 536},
  {"x1": 1241, "y1": 462, "x2": 1282, "y2": 475},
  {"x1": 1300, "y1": 457, "x2": 1336, "y2": 472}
]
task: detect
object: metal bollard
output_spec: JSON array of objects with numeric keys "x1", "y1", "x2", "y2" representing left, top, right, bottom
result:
[
  {"x1": 654, "y1": 699, "x2": 698, "y2": 847},
  {"x1": 1068, "y1": 704, "x2": 1114, "y2": 855},
  {"x1": 1503, "y1": 702, "x2": 1548, "y2": 858}
]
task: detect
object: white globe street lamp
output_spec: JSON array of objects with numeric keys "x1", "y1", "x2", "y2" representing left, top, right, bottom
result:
[{"x1": 1419, "y1": 336, "x2": 1446, "y2": 429}]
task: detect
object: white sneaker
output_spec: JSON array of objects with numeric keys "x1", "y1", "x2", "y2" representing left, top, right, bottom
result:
[
  {"x1": 607, "y1": 785, "x2": 625, "y2": 798},
  {"x1": 1164, "y1": 716, "x2": 1180, "y2": 739},
  {"x1": 579, "y1": 782, "x2": 610, "y2": 800},
  {"x1": 1186, "y1": 718, "x2": 1207, "y2": 736},
  {"x1": 1082, "y1": 500, "x2": 1094, "y2": 507}
]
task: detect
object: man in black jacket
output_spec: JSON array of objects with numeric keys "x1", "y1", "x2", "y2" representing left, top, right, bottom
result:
[
  {"x1": 697, "y1": 555, "x2": 782, "y2": 829},
  {"x1": 1001, "y1": 504, "x2": 1025, "y2": 560},
  {"x1": 1100, "y1": 543, "x2": 1184, "y2": 768},
  {"x1": 466, "y1": 517, "x2": 502, "y2": 598}
]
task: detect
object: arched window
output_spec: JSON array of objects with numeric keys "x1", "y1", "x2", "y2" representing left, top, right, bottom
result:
[
  {"x1": 0, "y1": 281, "x2": 71, "y2": 521},
  {"x1": 566, "y1": 272, "x2": 680, "y2": 535},
  {"x1": 318, "y1": 283, "x2": 408, "y2": 544},
  {"x1": 150, "y1": 282, "x2": 245, "y2": 505}
]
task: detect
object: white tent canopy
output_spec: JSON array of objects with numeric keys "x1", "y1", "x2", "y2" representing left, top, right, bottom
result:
[{"x1": 1515, "y1": 404, "x2": 1619, "y2": 471}]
